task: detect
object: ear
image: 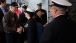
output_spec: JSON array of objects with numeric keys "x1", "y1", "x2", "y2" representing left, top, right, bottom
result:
[
  {"x1": 24, "y1": 12, "x2": 26, "y2": 15},
  {"x1": 54, "y1": 8, "x2": 57, "y2": 14},
  {"x1": 9, "y1": 6, "x2": 12, "y2": 9}
]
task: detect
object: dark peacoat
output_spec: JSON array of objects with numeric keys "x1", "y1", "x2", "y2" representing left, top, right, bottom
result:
[
  {"x1": 25, "y1": 18, "x2": 37, "y2": 43},
  {"x1": 35, "y1": 9, "x2": 47, "y2": 25},
  {"x1": 39, "y1": 15, "x2": 76, "y2": 43}
]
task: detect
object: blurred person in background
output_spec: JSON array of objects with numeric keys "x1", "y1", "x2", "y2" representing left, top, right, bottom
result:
[
  {"x1": 0, "y1": 0, "x2": 6, "y2": 43},
  {"x1": 19, "y1": 4, "x2": 28, "y2": 43},
  {"x1": 35, "y1": 9, "x2": 44, "y2": 25},
  {"x1": 34, "y1": 9, "x2": 44, "y2": 43},
  {"x1": 35, "y1": 3, "x2": 47, "y2": 25}
]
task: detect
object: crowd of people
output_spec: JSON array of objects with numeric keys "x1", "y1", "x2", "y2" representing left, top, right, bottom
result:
[
  {"x1": 0, "y1": 0, "x2": 76, "y2": 43},
  {"x1": 0, "y1": 0, "x2": 47, "y2": 43}
]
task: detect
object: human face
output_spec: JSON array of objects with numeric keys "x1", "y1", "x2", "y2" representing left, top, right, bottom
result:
[
  {"x1": 10, "y1": 6, "x2": 18, "y2": 13},
  {"x1": 24, "y1": 13, "x2": 30, "y2": 19},
  {"x1": 37, "y1": 5, "x2": 42, "y2": 9},
  {"x1": 1, "y1": 1, "x2": 6, "y2": 7},
  {"x1": 37, "y1": 10, "x2": 42, "y2": 17}
]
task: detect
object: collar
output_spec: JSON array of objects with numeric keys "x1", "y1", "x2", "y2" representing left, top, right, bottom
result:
[
  {"x1": 9, "y1": 10, "x2": 16, "y2": 16},
  {"x1": 9, "y1": 10, "x2": 16, "y2": 14},
  {"x1": 55, "y1": 14, "x2": 65, "y2": 18},
  {"x1": 0, "y1": 6, "x2": 3, "y2": 10}
]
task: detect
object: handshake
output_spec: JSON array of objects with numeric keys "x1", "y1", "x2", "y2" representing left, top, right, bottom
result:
[{"x1": 16, "y1": 26, "x2": 23, "y2": 34}]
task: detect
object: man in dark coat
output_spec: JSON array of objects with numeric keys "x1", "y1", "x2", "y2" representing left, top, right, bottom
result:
[
  {"x1": 0, "y1": 0, "x2": 6, "y2": 43},
  {"x1": 19, "y1": 4, "x2": 28, "y2": 28},
  {"x1": 39, "y1": 0, "x2": 76, "y2": 43},
  {"x1": 19, "y1": 4, "x2": 28, "y2": 43},
  {"x1": 3, "y1": 2, "x2": 23, "y2": 43},
  {"x1": 35, "y1": 3, "x2": 47, "y2": 25}
]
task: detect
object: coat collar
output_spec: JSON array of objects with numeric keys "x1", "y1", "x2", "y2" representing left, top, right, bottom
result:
[
  {"x1": 55, "y1": 14, "x2": 65, "y2": 18},
  {"x1": 54, "y1": 14, "x2": 68, "y2": 19}
]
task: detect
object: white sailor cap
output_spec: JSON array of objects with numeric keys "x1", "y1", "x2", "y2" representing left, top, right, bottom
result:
[
  {"x1": 26, "y1": 8, "x2": 35, "y2": 12},
  {"x1": 21, "y1": 4, "x2": 28, "y2": 7},
  {"x1": 24, "y1": 8, "x2": 35, "y2": 16},
  {"x1": 50, "y1": 0, "x2": 72, "y2": 8}
]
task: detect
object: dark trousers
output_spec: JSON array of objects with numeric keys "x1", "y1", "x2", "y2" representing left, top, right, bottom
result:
[
  {"x1": 5, "y1": 33, "x2": 21, "y2": 43},
  {"x1": 20, "y1": 32, "x2": 27, "y2": 43},
  {"x1": 0, "y1": 32, "x2": 6, "y2": 43}
]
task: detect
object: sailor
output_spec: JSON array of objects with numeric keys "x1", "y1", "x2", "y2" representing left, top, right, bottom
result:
[{"x1": 39, "y1": 0, "x2": 76, "y2": 43}]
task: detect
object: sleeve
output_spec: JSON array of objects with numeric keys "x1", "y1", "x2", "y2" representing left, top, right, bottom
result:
[
  {"x1": 41, "y1": 10, "x2": 47, "y2": 25},
  {"x1": 39, "y1": 25, "x2": 53, "y2": 43},
  {"x1": 28, "y1": 20, "x2": 36, "y2": 43},
  {"x1": 43, "y1": 10, "x2": 47, "y2": 24},
  {"x1": 0, "y1": 8, "x2": 4, "y2": 21},
  {"x1": 19, "y1": 13, "x2": 24, "y2": 26},
  {"x1": 19, "y1": 13, "x2": 27, "y2": 27},
  {"x1": 3, "y1": 14, "x2": 17, "y2": 33}
]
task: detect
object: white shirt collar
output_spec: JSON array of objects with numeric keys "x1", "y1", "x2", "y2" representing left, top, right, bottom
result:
[{"x1": 55, "y1": 14, "x2": 65, "y2": 18}]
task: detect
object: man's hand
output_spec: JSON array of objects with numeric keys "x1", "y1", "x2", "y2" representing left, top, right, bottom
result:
[{"x1": 16, "y1": 26, "x2": 23, "y2": 34}]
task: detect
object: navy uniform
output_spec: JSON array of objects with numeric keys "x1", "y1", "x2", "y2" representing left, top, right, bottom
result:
[
  {"x1": 35, "y1": 3, "x2": 47, "y2": 25},
  {"x1": 25, "y1": 18, "x2": 37, "y2": 43},
  {"x1": 39, "y1": 0, "x2": 76, "y2": 43},
  {"x1": 19, "y1": 4, "x2": 28, "y2": 43},
  {"x1": 24, "y1": 8, "x2": 37, "y2": 43},
  {"x1": 19, "y1": 4, "x2": 28, "y2": 28},
  {"x1": 34, "y1": 14, "x2": 43, "y2": 25}
]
